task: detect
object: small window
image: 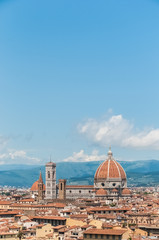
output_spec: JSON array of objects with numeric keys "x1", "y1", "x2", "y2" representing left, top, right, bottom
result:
[
  {"x1": 60, "y1": 183, "x2": 62, "y2": 191},
  {"x1": 101, "y1": 183, "x2": 105, "y2": 187},
  {"x1": 112, "y1": 183, "x2": 116, "y2": 187},
  {"x1": 48, "y1": 171, "x2": 50, "y2": 178},
  {"x1": 107, "y1": 235, "x2": 109, "y2": 239},
  {"x1": 70, "y1": 190, "x2": 72, "y2": 193},
  {"x1": 79, "y1": 190, "x2": 81, "y2": 193}
]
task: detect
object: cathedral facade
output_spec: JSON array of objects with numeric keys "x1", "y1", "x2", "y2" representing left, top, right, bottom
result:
[{"x1": 31, "y1": 148, "x2": 131, "y2": 201}]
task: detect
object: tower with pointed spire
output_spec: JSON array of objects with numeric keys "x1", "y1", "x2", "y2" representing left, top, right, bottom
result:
[{"x1": 38, "y1": 171, "x2": 45, "y2": 202}]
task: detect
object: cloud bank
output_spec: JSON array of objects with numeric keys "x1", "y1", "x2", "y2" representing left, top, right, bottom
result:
[
  {"x1": 64, "y1": 149, "x2": 106, "y2": 162},
  {"x1": 78, "y1": 114, "x2": 159, "y2": 150},
  {"x1": 0, "y1": 149, "x2": 41, "y2": 165}
]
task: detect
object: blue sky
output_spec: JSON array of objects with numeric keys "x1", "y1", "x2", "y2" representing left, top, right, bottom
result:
[{"x1": 0, "y1": 0, "x2": 159, "y2": 164}]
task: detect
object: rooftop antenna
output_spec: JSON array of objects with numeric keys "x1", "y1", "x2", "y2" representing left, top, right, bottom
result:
[{"x1": 50, "y1": 154, "x2": 52, "y2": 163}]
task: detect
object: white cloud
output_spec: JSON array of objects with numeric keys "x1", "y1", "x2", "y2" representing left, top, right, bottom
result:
[
  {"x1": 0, "y1": 134, "x2": 40, "y2": 165},
  {"x1": 78, "y1": 114, "x2": 159, "y2": 150},
  {"x1": 8, "y1": 150, "x2": 40, "y2": 163},
  {"x1": 0, "y1": 149, "x2": 41, "y2": 164},
  {"x1": 9, "y1": 150, "x2": 26, "y2": 159},
  {"x1": 0, "y1": 135, "x2": 9, "y2": 151},
  {"x1": 64, "y1": 149, "x2": 106, "y2": 162}
]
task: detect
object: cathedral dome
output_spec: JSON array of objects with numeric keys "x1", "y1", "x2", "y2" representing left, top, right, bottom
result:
[
  {"x1": 30, "y1": 180, "x2": 46, "y2": 192},
  {"x1": 94, "y1": 148, "x2": 127, "y2": 189},
  {"x1": 94, "y1": 148, "x2": 126, "y2": 181}
]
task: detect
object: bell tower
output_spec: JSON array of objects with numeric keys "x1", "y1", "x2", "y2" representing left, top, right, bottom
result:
[
  {"x1": 45, "y1": 161, "x2": 56, "y2": 199},
  {"x1": 59, "y1": 179, "x2": 66, "y2": 200},
  {"x1": 38, "y1": 170, "x2": 45, "y2": 202}
]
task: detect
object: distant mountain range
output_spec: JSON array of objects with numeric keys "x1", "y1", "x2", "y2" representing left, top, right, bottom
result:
[{"x1": 0, "y1": 160, "x2": 159, "y2": 188}]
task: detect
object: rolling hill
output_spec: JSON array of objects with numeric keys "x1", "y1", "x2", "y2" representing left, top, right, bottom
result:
[{"x1": 0, "y1": 160, "x2": 159, "y2": 188}]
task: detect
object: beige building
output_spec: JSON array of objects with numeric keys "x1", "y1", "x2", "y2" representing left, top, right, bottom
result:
[{"x1": 36, "y1": 223, "x2": 53, "y2": 238}]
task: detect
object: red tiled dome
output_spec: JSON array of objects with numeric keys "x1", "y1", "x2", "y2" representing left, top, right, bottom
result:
[
  {"x1": 122, "y1": 188, "x2": 131, "y2": 195},
  {"x1": 94, "y1": 149, "x2": 126, "y2": 181},
  {"x1": 30, "y1": 180, "x2": 46, "y2": 191},
  {"x1": 96, "y1": 188, "x2": 107, "y2": 195}
]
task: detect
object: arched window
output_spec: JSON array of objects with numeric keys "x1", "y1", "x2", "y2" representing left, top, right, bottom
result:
[
  {"x1": 60, "y1": 183, "x2": 63, "y2": 190},
  {"x1": 48, "y1": 171, "x2": 50, "y2": 178}
]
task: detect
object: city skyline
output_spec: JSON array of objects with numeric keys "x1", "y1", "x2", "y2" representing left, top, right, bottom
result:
[{"x1": 1, "y1": 0, "x2": 159, "y2": 164}]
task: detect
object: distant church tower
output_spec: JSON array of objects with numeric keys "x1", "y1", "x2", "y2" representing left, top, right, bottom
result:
[
  {"x1": 38, "y1": 171, "x2": 45, "y2": 202},
  {"x1": 45, "y1": 162, "x2": 56, "y2": 199}
]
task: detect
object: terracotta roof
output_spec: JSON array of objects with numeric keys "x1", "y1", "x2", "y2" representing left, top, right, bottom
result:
[
  {"x1": 66, "y1": 185, "x2": 93, "y2": 189},
  {"x1": 47, "y1": 203, "x2": 66, "y2": 208},
  {"x1": 95, "y1": 214, "x2": 116, "y2": 219},
  {"x1": 20, "y1": 198, "x2": 35, "y2": 202},
  {"x1": 0, "y1": 201, "x2": 11, "y2": 205},
  {"x1": 70, "y1": 214, "x2": 88, "y2": 219},
  {"x1": 96, "y1": 188, "x2": 107, "y2": 195},
  {"x1": 46, "y1": 162, "x2": 56, "y2": 166},
  {"x1": 32, "y1": 216, "x2": 66, "y2": 220},
  {"x1": 112, "y1": 188, "x2": 118, "y2": 192},
  {"x1": 84, "y1": 229, "x2": 126, "y2": 235},
  {"x1": 122, "y1": 188, "x2": 131, "y2": 195},
  {"x1": 30, "y1": 180, "x2": 46, "y2": 191},
  {"x1": 94, "y1": 149, "x2": 126, "y2": 180}
]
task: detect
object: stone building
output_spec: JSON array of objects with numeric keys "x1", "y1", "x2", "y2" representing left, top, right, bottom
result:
[
  {"x1": 31, "y1": 148, "x2": 131, "y2": 201},
  {"x1": 66, "y1": 185, "x2": 93, "y2": 199},
  {"x1": 30, "y1": 172, "x2": 45, "y2": 199}
]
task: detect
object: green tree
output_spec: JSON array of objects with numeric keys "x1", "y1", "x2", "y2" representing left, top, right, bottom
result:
[{"x1": 17, "y1": 231, "x2": 23, "y2": 240}]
